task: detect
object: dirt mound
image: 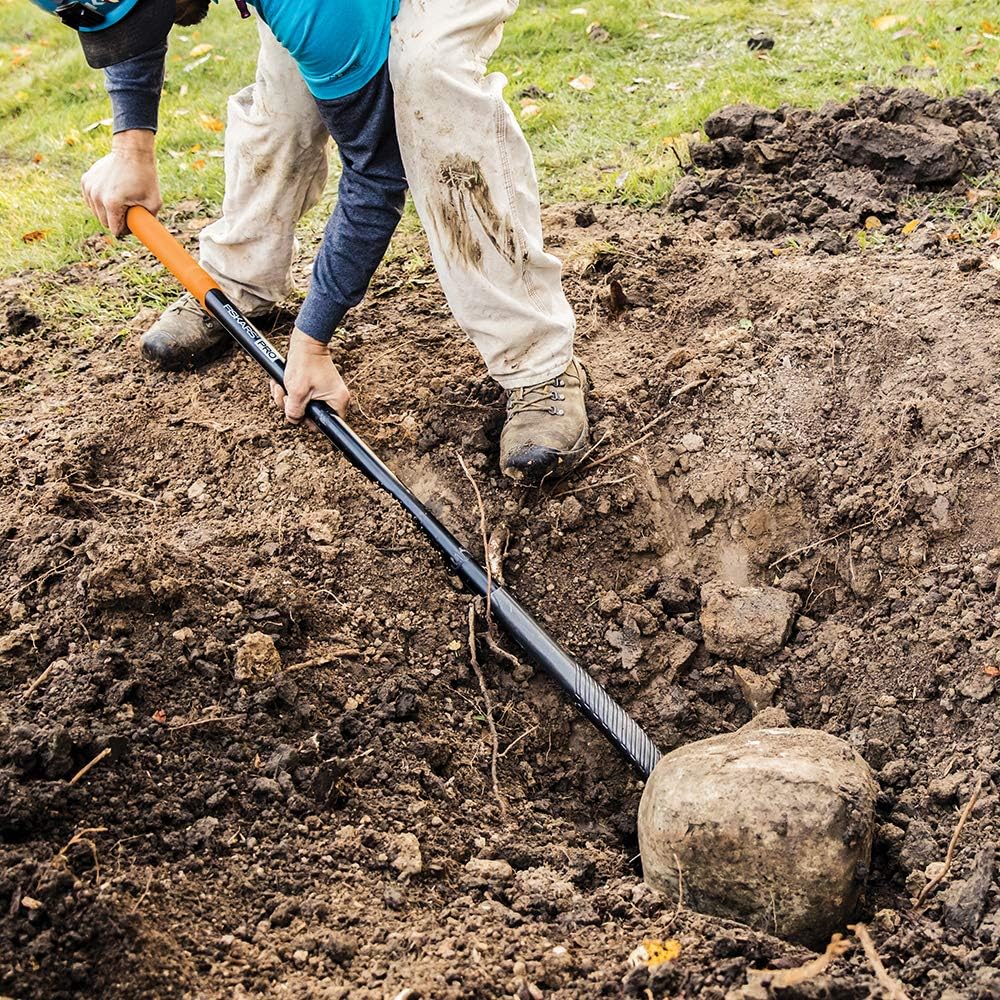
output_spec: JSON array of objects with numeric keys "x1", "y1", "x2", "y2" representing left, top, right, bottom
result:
[
  {"x1": 670, "y1": 86, "x2": 1000, "y2": 250},
  {"x1": 2, "y1": 195, "x2": 1000, "y2": 997}
]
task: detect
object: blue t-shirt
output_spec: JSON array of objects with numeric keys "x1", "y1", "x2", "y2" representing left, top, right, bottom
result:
[
  {"x1": 33, "y1": 0, "x2": 399, "y2": 101},
  {"x1": 252, "y1": 0, "x2": 399, "y2": 100}
]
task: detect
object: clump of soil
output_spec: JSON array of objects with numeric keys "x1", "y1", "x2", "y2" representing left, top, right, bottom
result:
[
  {"x1": 2, "y1": 90, "x2": 1000, "y2": 998},
  {"x1": 670, "y1": 85, "x2": 1000, "y2": 250}
]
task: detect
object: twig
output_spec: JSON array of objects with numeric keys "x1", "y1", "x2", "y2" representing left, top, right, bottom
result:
[
  {"x1": 23, "y1": 659, "x2": 62, "y2": 699},
  {"x1": 914, "y1": 777, "x2": 983, "y2": 907},
  {"x1": 68, "y1": 747, "x2": 112, "y2": 786},
  {"x1": 467, "y1": 605, "x2": 507, "y2": 817},
  {"x1": 53, "y1": 827, "x2": 108, "y2": 884},
  {"x1": 456, "y1": 451, "x2": 493, "y2": 621},
  {"x1": 71, "y1": 481, "x2": 159, "y2": 507},
  {"x1": 769, "y1": 519, "x2": 876, "y2": 569},
  {"x1": 482, "y1": 630, "x2": 526, "y2": 672},
  {"x1": 131, "y1": 868, "x2": 154, "y2": 914},
  {"x1": 167, "y1": 714, "x2": 245, "y2": 731},
  {"x1": 578, "y1": 413, "x2": 669, "y2": 474},
  {"x1": 498, "y1": 725, "x2": 538, "y2": 758},
  {"x1": 552, "y1": 473, "x2": 637, "y2": 498},
  {"x1": 848, "y1": 923, "x2": 909, "y2": 1000}
]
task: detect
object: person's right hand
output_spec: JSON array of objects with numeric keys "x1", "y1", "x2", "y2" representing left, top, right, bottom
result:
[{"x1": 81, "y1": 129, "x2": 161, "y2": 238}]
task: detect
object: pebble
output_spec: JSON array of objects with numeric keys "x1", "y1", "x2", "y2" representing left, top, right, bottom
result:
[
  {"x1": 391, "y1": 833, "x2": 423, "y2": 877},
  {"x1": 681, "y1": 432, "x2": 705, "y2": 453},
  {"x1": 699, "y1": 581, "x2": 801, "y2": 662},
  {"x1": 234, "y1": 631, "x2": 282, "y2": 682}
]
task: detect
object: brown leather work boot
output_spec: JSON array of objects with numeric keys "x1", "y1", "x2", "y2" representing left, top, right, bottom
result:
[
  {"x1": 500, "y1": 358, "x2": 590, "y2": 484},
  {"x1": 139, "y1": 292, "x2": 268, "y2": 371}
]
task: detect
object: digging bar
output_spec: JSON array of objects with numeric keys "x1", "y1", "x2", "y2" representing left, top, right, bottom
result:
[{"x1": 126, "y1": 206, "x2": 663, "y2": 779}]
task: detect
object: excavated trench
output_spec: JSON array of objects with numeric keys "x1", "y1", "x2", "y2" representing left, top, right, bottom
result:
[{"x1": 2, "y1": 87, "x2": 1000, "y2": 998}]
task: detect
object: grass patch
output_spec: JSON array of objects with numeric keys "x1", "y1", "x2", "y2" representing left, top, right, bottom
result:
[{"x1": 0, "y1": 0, "x2": 998, "y2": 277}]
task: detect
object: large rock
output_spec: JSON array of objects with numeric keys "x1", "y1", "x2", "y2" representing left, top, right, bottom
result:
[
  {"x1": 638, "y1": 725, "x2": 877, "y2": 946},
  {"x1": 700, "y1": 582, "x2": 800, "y2": 662}
]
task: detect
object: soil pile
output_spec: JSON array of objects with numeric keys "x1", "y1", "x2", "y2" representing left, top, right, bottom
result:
[
  {"x1": 2, "y1": 90, "x2": 1000, "y2": 1000},
  {"x1": 670, "y1": 85, "x2": 1000, "y2": 251}
]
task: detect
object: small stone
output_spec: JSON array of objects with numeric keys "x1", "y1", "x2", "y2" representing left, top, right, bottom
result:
[
  {"x1": 928, "y1": 772, "x2": 965, "y2": 805},
  {"x1": 392, "y1": 833, "x2": 423, "y2": 877},
  {"x1": 681, "y1": 433, "x2": 705, "y2": 453},
  {"x1": 957, "y1": 671, "x2": 996, "y2": 703},
  {"x1": 747, "y1": 31, "x2": 775, "y2": 51},
  {"x1": 301, "y1": 508, "x2": 342, "y2": 544},
  {"x1": 187, "y1": 479, "x2": 206, "y2": 500},
  {"x1": 732, "y1": 664, "x2": 779, "y2": 713},
  {"x1": 943, "y1": 846, "x2": 995, "y2": 933},
  {"x1": 638, "y1": 724, "x2": 877, "y2": 946},
  {"x1": 598, "y1": 590, "x2": 622, "y2": 615},
  {"x1": 464, "y1": 857, "x2": 515, "y2": 886},
  {"x1": 699, "y1": 581, "x2": 801, "y2": 662},
  {"x1": 234, "y1": 631, "x2": 282, "y2": 682}
]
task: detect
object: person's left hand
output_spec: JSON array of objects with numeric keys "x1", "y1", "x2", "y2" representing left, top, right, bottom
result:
[{"x1": 271, "y1": 329, "x2": 350, "y2": 425}]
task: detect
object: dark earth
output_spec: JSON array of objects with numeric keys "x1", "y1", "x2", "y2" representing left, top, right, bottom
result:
[{"x1": 2, "y1": 87, "x2": 999, "y2": 998}]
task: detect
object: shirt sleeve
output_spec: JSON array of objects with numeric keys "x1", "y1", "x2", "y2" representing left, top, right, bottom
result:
[{"x1": 103, "y1": 44, "x2": 167, "y2": 133}]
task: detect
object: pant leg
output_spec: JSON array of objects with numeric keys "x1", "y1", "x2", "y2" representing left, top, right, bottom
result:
[
  {"x1": 296, "y1": 65, "x2": 408, "y2": 342},
  {"x1": 198, "y1": 19, "x2": 330, "y2": 313},
  {"x1": 389, "y1": 0, "x2": 575, "y2": 389}
]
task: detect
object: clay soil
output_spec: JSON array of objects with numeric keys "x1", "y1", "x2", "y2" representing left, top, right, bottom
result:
[{"x1": 2, "y1": 87, "x2": 1000, "y2": 999}]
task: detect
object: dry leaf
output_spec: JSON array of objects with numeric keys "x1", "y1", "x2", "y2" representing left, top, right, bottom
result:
[
  {"x1": 945, "y1": 231, "x2": 962, "y2": 243},
  {"x1": 31, "y1": 152, "x2": 42, "y2": 164},
  {"x1": 189, "y1": 42, "x2": 213, "y2": 57},
  {"x1": 198, "y1": 114, "x2": 224, "y2": 132},
  {"x1": 569, "y1": 74, "x2": 595, "y2": 91},
  {"x1": 981, "y1": 20, "x2": 997, "y2": 33},
  {"x1": 191, "y1": 159, "x2": 207, "y2": 170},
  {"x1": 871, "y1": 14, "x2": 908, "y2": 32},
  {"x1": 520, "y1": 102, "x2": 542, "y2": 120},
  {"x1": 901, "y1": 219, "x2": 921, "y2": 235},
  {"x1": 21, "y1": 230, "x2": 48, "y2": 244},
  {"x1": 984, "y1": 665, "x2": 1000, "y2": 677},
  {"x1": 864, "y1": 216, "x2": 883, "y2": 230},
  {"x1": 569, "y1": 6, "x2": 588, "y2": 14},
  {"x1": 627, "y1": 939, "x2": 682, "y2": 970},
  {"x1": 587, "y1": 21, "x2": 610, "y2": 43}
]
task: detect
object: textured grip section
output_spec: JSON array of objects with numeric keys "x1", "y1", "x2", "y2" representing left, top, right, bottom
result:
[
  {"x1": 489, "y1": 588, "x2": 662, "y2": 778},
  {"x1": 571, "y1": 665, "x2": 662, "y2": 778}
]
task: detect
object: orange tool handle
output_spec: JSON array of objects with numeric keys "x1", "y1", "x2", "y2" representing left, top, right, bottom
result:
[{"x1": 126, "y1": 206, "x2": 219, "y2": 308}]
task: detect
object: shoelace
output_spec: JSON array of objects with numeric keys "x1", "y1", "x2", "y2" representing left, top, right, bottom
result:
[
  {"x1": 172, "y1": 295, "x2": 213, "y2": 323},
  {"x1": 507, "y1": 373, "x2": 571, "y2": 418}
]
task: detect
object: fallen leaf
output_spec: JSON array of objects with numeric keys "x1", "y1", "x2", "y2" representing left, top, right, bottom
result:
[
  {"x1": 198, "y1": 113, "x2": 224, "y2": 132},
  {"x1": 984, "y1": 665, "x2": 1000, "y2": 677},
  {"x1": 871, "y1": 14, "x2": 908, "y2": 32},
  {"x1": 663, "y1": 12, "x2": 691, "y2": 19},
  {"x1": 179, "y1": 83, "x2": 189, "y2": 98},
  {"x1": 864, "y1": 216, "x2": 882, "y2": 230},
  {"x1": 21, "y1": 230, "x2": 48, "y2": 243},
  {"x1": 64, "y1": 129, "x2": 80, "y2": 146},
  {"x1": 520, "y1": 102, "x2": 542, "y2": 120},
  {"x1": 746, "y1": 934, "x2": 850, "y2": 989},
  {"x1": 189, "y1": 42, "x2": 213, "y2": 57},
  {"x1": 945, "y1": 231, "x2": 962, "y2": 242},
  {"x1": 627, "y1": 939, "x2": 682, "y2": 969},
  {"x1": 963, "y1": 41, "x2": 984, "y2": 55},
  {"x1": 569, "y1": 6, "x2": 588, "y2": 14},
  {"x1": 31, "y1": 152, "x2": 42, "y2": 164},
  {"x1": 569, "y1": 74, "x2": 596, "y2": 91},
  {"x1": 981, "y1": 20, "x2": 997, "y2": 33},
  {"x1": 966, "y1": 188, "x2": 996, "y2": 205},
  {"x1": 191, "y1": 159, "x2": 207, "y2": 170},
  {"x1": 901, "y1": 219, "x2": 921, "y2": 235},
  {"x1": 83, "y1": 118, "x2": 113, "y2": 132},
  {"x1": 152, "y1": 709, "x2": 167, "y2": 724}
]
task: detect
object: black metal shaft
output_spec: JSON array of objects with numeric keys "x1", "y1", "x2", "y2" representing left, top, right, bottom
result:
[{"x1": 204, "y1": 288, "x2": 663, "y2": 778}]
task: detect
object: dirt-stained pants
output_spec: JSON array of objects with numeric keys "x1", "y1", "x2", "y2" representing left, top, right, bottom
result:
[{"x1": 198, "y1": 2, "x2": 575, "y2": 389}]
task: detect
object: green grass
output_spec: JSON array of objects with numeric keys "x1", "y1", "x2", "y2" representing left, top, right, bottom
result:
[{"x1": 0, "y1": 0, "x2": 998, "y2": 278}]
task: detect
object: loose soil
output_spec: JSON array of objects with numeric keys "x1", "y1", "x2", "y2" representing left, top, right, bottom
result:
[{"x1": 2, "y1": 88, "x2": 999, "y2": 999}]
